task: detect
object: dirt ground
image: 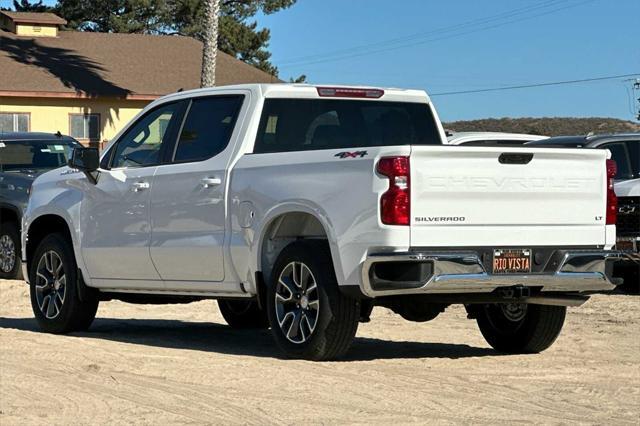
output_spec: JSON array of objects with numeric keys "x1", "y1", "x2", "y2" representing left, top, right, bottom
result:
[{"x1": 1, "y1": 279, "x2": 638, "y2": 425}]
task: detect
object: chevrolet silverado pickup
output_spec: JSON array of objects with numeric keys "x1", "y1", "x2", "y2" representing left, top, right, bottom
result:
[{"x1": 21, "y1": 84, "x2": 622, "y2": 360}]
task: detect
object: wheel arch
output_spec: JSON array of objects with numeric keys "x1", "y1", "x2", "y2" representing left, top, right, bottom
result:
[
  {"x1": 0, "y1": 203, "x2": 21, "y2": 227},
  {"x1": 255, "y1": 204, "x2": 343, "y2": 289},
  {"x1": 25, "y1": 214, "x2": 75, "y2": 277}
]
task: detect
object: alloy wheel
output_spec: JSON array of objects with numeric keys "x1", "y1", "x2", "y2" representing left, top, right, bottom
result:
[
  {"x1": 481, "y1": 302, "x2": 529, "y2": 337},
  {"x1": 274, "y1": 261, "x2": 320, "y2": 344},
  {"x1": 499, "y1": 303, "x2": 528, "y2": 322},
  {"x1": 34, "y1": 250, "x2": 67, "y2": 319}
]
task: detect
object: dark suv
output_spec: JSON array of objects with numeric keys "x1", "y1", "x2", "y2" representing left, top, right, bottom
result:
[
  {"x1": 527, "y1": 133, "x2": 639, "y2": 291},
  {"x1": 0, "y1": 132, "x2": 81, "y2": 279}
]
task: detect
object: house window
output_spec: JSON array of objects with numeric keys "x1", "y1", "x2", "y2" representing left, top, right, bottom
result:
[
  {"x1": 69, "y1": 114, "x2": 100, "y2": 140},
  {"x1": 0, "y1": 113, "x2": 30, "y2": 132}
]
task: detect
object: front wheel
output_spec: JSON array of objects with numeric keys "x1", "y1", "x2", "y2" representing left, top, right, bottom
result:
[
  {"x1": 475, "y1": 303, "x2": 566, "y2": 353},
  {"x1": 0, "y1": 221, "x2": 21, "y2": 280},
  {"x1": 29, "y1": 233, "x2": 99, "y2": 334},
  {"x1": 266, "y1": 240, "x2": 360, "y2": 360}
]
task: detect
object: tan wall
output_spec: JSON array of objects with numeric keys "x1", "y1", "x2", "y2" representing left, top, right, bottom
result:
[
  {"x1": 16, "y1": 23, "x2": 58, "y2": 37},
  {"x1": 0, "y1": 97, "x2": 151, "y2": 148}
]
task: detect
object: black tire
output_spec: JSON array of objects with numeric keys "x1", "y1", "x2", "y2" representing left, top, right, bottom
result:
[
  {"x1": 266, "y1": 240, "x2": 360, "y2": 360},
  {"x1": 218, "y1": 299, "x2": 268, "y2": 329},
  {"x1": 0, "y1": 221, "x2": 21, "y2": 280},
  {"x1": 476, "y1": 303, "x2": 566, "y2": 354},
  {"x1": 615, "y1": 261, "x2": 639, "y2": 295},
  {"x1": 29, "y1": 233, "x2": 99, "y2": 334}
]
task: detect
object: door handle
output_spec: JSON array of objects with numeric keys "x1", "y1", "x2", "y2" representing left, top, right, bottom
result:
[
  {"x1": 201, "y1": 177, "x2": 222, "y2": 188},
  {"x1": 132, "y1": 181, "x2": 150, "y2": 192}
]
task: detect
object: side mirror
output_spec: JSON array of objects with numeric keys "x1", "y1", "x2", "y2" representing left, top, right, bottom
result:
[
  {"x1": 68, "y1": 147, "x2": 100, "y2": 184},
  {"x1": 69, "y1": 147, "x2": 99, "y2": 172}
]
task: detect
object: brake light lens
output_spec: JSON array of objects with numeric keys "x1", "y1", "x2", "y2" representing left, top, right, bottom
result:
[
  {"x1": 377, "y1": 156, "x2": 410, "y2": 225},
  {"x1": 316, "y1": 87, "x2": 384, "y2": 99},
  {"x1": 606, "y1": 159, "x2": 617, "y2": 225}
]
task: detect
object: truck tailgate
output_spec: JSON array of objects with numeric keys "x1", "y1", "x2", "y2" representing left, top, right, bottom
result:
[{"x1": 410, "y1": 146, "x2": 608, "y2": 247}]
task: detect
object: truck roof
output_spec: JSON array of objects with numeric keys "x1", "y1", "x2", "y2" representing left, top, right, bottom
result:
[{"x1": 157, "y1": 83, "x2": 431, "y2": 105}]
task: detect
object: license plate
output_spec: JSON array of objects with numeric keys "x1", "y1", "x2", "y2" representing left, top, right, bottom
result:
[{"x1": 492, "y1": 249, "x2": 531, "y2": 274}]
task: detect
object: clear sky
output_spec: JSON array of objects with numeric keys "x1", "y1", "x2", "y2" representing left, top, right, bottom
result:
[
  {"x1": 258, "y1": 0, "x2": 639, "y2": 122},
  {"x1": 28, "y1": 0, "x2": 640, "y2": 121}
]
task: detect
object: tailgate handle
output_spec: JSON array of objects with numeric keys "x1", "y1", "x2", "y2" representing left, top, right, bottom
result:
[{"x1": 498, "y1": 153, "x2": 533, "y2": 164}]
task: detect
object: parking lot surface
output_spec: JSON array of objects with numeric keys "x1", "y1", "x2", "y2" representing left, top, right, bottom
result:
[{"x1": 1, "y1": 279, "x2": 638, "y2": 424}]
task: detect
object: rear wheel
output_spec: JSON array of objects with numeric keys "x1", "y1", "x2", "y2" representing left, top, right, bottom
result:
[
  {"x1": 218, "y1": 299, "x2": 268, "y2": 329},
  {"x1": 29, "y1": 233, "x2": 99, "y2": 333},
  {"x1": 615, "y1": 261, "x2": 639, "y2": 294},
  {"x1": 475, "y1": 303, "x2": 566, "y2": 353},
  {"x1": 266, "y1": 240, "x2": 360, "y2": 360},
  {"x1": 0, "y1": 221, "x2": 21, "y2": 280}
]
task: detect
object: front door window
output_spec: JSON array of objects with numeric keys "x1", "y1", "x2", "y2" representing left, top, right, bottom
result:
[{"x1": 111, "y1": 103, "x2": 179, "y2": 168}]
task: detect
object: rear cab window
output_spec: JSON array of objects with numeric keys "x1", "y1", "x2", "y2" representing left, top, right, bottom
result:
[{"x1": 253, "y1": 99, "x2": 442, "y2": 153}]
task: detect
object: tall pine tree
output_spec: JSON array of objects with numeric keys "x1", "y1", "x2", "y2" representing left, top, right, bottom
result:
[{"x1": 11, "y1": 0, "x2": 51, "y2": 12}]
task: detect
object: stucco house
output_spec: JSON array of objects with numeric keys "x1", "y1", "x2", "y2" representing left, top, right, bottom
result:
[{"x1": 0, "y1": 11, "x2": 279, "y2": 148}]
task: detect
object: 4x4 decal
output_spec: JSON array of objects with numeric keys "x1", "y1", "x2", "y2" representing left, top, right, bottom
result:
[{"x1": 335, "y1": 150, "x2": 368, "y2": 159}]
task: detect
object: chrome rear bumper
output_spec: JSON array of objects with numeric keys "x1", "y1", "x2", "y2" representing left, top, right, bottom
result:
[{"x1": 361, "y1": 250, "x2": 623, "y2": 298}]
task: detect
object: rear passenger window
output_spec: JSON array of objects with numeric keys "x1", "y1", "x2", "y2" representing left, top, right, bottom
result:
[
  {"x1": 174, "y1": 96, "x2": 244, "y2": 162},
  {"x1": 254, "y1": 99, "x2": 441, "y2": 153}
]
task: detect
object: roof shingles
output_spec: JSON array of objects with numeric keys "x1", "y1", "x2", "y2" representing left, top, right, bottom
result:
[
  {"x1": 0, "y1": 11, "x2": 67, "y2": 25},
  {"x1": 0, "y1": 29, "x2": 279, "y2": 98}
]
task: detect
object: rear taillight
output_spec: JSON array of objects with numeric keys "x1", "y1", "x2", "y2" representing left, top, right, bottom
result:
[
  {"x1": 606, "y1": 159, "x2": 617, "y2": 225},
  {"x1": 377, "y1": 156, "x2": 410, "y2": 225}
]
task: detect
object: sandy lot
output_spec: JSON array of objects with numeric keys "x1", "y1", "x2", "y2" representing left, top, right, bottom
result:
[{"x1": 1, "y1": 279, "x2": 638, "y2": 425}]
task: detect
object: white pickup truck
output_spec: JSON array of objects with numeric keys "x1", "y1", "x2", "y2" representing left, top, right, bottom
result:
[{"x1": 21, "y1": 84, "x2": 622, "y2": 360}]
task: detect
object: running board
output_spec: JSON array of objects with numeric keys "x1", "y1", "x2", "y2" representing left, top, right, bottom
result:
[{"x1": 97, "y1": 288, "x2": 253, "y2": 298}]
